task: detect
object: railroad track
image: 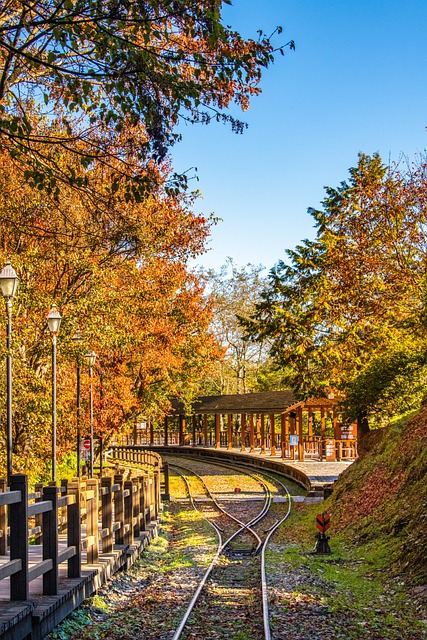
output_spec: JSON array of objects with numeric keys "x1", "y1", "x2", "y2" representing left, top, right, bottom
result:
[{"x1": 165, "y1": 456, "x2": 292, "y2": 640}]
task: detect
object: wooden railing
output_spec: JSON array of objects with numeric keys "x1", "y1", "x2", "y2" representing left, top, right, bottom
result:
[
  {"x1": 0, "y1": 451, "x2": 163, "y2": 603},
  {"x1": 112, "y1": 436, "x2": 358, "y2": 462}
]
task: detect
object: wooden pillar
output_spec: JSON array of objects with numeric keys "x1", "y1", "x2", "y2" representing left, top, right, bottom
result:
[
  {"x1": 132, "y1": 478, "x2": 140, "y2": 538},
  {"x1": 164, "y1": 416, "x2": 168, "y2": 446},
  {"x1": 320, "y1": 406, "x2": 326, "y2": 461},
  {"x1": 333, "y1": 409, "x2": 340, "y2": 439},
  {"x1": 227, "y1": 414, "x2": 233, "y2": 450},
  {"x1": 149, "y1": 419, "x2": 154, "y2": 446},
  {"x1": 260, "y1": 414, "x2": 266, "y2": 454},
  {"x1": 114, "y1": 474, "x2": 124, "y2": 545},
  {"x1": 203, "y1": 414, "x2": 208, "y2": 446},
  {"x1": 215, "y1": 414, "x2": 221, "y2": 448},
  {"x1": 192, "y1": 415, "x2": 197, "y2": 447},
  {"x1": 198, "y1": 415, "x2": 203, "y2": 445},
  {"x1": 101, "y1": 476, "x2": 113, "y2": 553},
  {"x1": 67, "y1": 479, "x2": 81, "y2": 578},
  {"x1": 240, "y1": 414, "x2": 246, "y2": 451},
  {"x1": 270, "y1": 414, "x2": 276, "y2": 456},
  {"x1": 249, "y1": 414, "x2": 255, "y2": 452},
  {"x1": 290, "y1": 412, "x2": 296, "y2": 460},
  {"x1": 285, "y1": 414, "x2": 290, "y2": 457},
  {"x1": 138, "y1": 474, "x2": 147, "y2": 532},
  {"x1": 308, "y1": 407, "x2": 313, "y2": 437},
  {"x1": 280, "y1": 414, "x2": 286, "y2": 458},
  {"x1": 124, "y1": 480, "x2": 133, "y2": 545},
  {"x1": 162, "y1": 463, "x2": 170, "y2": 501},
  {"x1": 87, "y1": 478, "x2": 99, "y2": 564},
  {"x1": 179, "y1": 415, "x2": 185, "y2": 446},
  {"x1": 0, "y1": 478, "x2": 7, "y2": 555},
  {"x1": 42, "y1": 484, "x2": 60, "y2": 595},
  {"x1": 10, "y1": 474, "x2": 29, "y2": 600},
  {"x1": 297, "y1": 406, "x2": 304, "y2": 461}
]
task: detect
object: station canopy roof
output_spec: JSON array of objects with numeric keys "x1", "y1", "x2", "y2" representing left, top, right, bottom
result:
[{"x1": 169, "y1": 391, "x2": 338, "y2": 416}]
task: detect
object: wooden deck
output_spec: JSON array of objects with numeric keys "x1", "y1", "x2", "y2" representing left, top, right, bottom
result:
[
  {"x1": 0, "y1": 450, "x2": 163, "y2": 640},
  {"x1": 0, "y1": 524, "x2": 158, "y2": 640}
]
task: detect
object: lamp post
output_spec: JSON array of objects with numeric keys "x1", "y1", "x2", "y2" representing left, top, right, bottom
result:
[
  {"x1": 0, "y1": 262, "x2": 19, "y2": 485},
  {"x1": 85, "y1": 349, "x2": 97, "y2": 478},
  {"x1": 47, "y1": 304, "x2": 62, "y2": 483},
  {"x1": 72, "y1": 329, "x2": 84, "y2": 477}
]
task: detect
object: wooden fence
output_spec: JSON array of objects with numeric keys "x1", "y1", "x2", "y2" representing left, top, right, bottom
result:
[{"x1": 0, "y1": 450, "x2": 164, "y2": 605}]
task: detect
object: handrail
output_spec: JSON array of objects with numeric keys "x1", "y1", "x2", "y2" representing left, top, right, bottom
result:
[{"x1": 0, "y1": 453, "x2": 162, "y2": 604}]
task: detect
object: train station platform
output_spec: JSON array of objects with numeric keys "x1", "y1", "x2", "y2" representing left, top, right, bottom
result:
[
  {"x1": 136, "y1": 444, "x2": 355, "y2": 492},
  {"x1": 265, "y1": 458, "x2": 353, "y2": 486}
]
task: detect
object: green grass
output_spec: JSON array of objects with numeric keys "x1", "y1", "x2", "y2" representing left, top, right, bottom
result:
[{"x1": 268, "y1": 500, "x2": 427, "y2": 638}]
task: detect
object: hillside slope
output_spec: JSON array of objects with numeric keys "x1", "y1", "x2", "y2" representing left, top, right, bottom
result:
[{"x1": 327, "y1": 407, "x2": 427, "y2": 585}]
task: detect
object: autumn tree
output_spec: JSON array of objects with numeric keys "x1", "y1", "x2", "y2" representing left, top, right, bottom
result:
[
  {"x1": 0, "y1": 147, "x2": 221, "y2": 481},
  {"x1": 245, "y1": 153, "x2": 427, "y2": 431},
  {"x1": 0, "y1": 0, "x2": 292, "y2": 199},
  {"x1": 200, "y1": 258, "x2": 283, "y2": 395}
]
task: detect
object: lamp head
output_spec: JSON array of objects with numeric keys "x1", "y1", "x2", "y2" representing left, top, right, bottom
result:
[
  {"x1": 85, "y1": 349, "x2": 97, "y2": 368},
  {"x1": 72, "y1": 328, "x2": 84, "y2": 342},
  {"x1": 46, "y1": 304, "x2": 62, "y2": 335},
  {"x1": 0, "y1": 261, "x2": 19, "y2": 300}
]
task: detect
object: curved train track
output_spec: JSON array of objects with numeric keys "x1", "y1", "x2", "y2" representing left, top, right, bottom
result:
[{"x1": 165, "y1": 456, "x2": 293, "y2": 640}]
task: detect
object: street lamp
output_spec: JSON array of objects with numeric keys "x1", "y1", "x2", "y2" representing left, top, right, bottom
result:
[
  {"x1": 72, "y1": 328, "x2": 84, "y2": 477},
  {"x1": 0, "y1": 261, "x2": 19, "y2": 485},
  {"x1": 47, "y1": 303, "x2": 62, "y2": 483},
  {"x1": 85, "y1": 349, "x2": 97, "y2": 478}
]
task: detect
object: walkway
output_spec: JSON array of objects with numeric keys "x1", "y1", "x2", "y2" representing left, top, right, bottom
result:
[{"x1": 144, "y1": 444, "x2": 355, "y2": 491}]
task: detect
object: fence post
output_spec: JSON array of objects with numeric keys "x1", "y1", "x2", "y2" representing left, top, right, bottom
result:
[
  {"x1": 0, "y1": 477, "x2": 7, "y2": 555},
  {"x1": 10, "y1": 474, "x2": 29, "y2": 600},
  {"x1": 114, "y1": 474, "x2": 124, "y2": 546},
  {"x1": 162, "y1": 463, "x2": 170, "y2": 501},
  {"x1": 124, "y1": 480, "x2": 133, "y2": 545},
  {"x1": 101, "y1": 476, "x2": 113, "y2": 553},
  {"x1": 86, "y1": 478, "x2": 99, "y2": 564},
  {"x1": 138, "y1": 475, "x2": 146, "y2": 532},
  {"x1": 132, "y1": 478, "x2": 140, "y2": 539},
  {"x1": 155, "y1": 460, "x2": 161, "y2": 515},
  {"x1": 148, "y1": 472, "x2": 155, "y2": 523},
  {"x1": 34, "y1": 481, "x2": 44, "y2": 545},
  {"x1": 42, "y1": 484, "x2": 60, "y2": 596},
  {"x1": 153, "y1": 470, "x2": 159, "y2": 520},
  {"x1": 67, "y1": 480, "x2": 81, "y2": 578},
  {"x1": 143, "y1": 474, "x2": 150, "y2": 527}
]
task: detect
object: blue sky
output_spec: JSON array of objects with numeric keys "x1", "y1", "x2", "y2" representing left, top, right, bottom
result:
[{"x1": 171, "y1": 0, "x2": 427, "y2": 273}]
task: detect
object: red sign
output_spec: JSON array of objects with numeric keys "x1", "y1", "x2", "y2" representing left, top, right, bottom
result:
[
  {"x1": 316, "y1": 513, "x2": 331, "y2": 533},
  {"x1": 82, "y1": 439, "x2": 91, "y2": 450}
]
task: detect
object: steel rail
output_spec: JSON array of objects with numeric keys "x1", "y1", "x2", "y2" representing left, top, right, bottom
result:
[
  {"x1": 258, "y1": 473, "x2": 292, "y2": 640},
  {"x1": 167, "y1": 456, "x2": 293, "y2": 640},
  {"x1": 170, "y1": 467, "x2": 224, "y2": 640},
  {"x1": 169, "y1": 457, "x2": 275, "y2": 553},
  {"x1": 170, "y1": 461, "x2": 265, "y2": 550},
  {"x1": 169, "y1": 462, "x2": 269, "y2": 640},
  {"x1": 167, "y1": 459, "x2": 290, "y2": 640},
  {"x1": 120, "y1": 454, "x2": 292, "y2": 640}
]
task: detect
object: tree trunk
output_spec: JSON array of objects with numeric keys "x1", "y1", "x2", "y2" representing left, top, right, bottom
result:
[{"x1": 357, "y1": 412, "x2": 370, "y2": 436}]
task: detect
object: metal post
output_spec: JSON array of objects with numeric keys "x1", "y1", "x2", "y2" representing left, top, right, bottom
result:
[
  {"x1": 76, "y1": 361, "x2": 81, "y2": 477},
  {"x1": 99, "y1": 436, "x2": 103, "y2": 476},
  {"x1": 6, "y1": 300, "x2": 12, "y2": 484},
  {"x1": 46, "y1": 304, "x2": 61, "y2": 484},
  {"x1": 52, "y1": 334, "x2": 57, "y2": 483},
  {"x1": 89, "y1": 365, "x2": 94, "y2": 478}
]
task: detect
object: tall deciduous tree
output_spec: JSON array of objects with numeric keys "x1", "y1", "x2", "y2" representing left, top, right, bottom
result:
[
  {"x1": 0, "y1": 147, "x2": 221, "y2": 481},
  {"x1": 202, "y1": 258, "x2": 281, "y2": 394},
  {"x1": 0, "y1": 0, "x2": 292, "y2": 198},
  {"x1": 245, "y1": 153, "x2": 427, "y2": 431}
]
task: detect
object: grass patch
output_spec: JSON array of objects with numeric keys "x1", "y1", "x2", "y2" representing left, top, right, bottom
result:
[{"x1": 267, "y1": 500, "x2": 427, "y2": 638}]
